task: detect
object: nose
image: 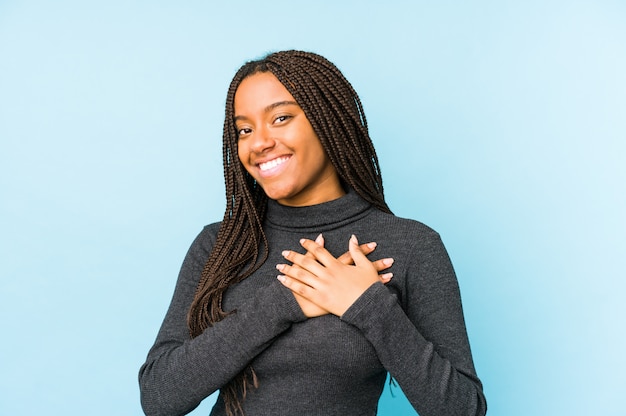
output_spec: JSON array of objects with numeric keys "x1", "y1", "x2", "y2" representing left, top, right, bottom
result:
[{"x1": 250, "y1": 125, "x2": 276, "y2": 153}]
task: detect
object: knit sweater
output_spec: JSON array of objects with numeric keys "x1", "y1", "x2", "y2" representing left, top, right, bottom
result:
[{"x1": 139, "y1": 189, "x2": 487, "y2": 416}]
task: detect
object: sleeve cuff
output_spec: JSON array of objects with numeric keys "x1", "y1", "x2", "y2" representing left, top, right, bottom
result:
[
  {"x1": 270, "y1": 280, "x2": 307, "y2": 323},
  {"x1": 340, "y1": 282, "x2": 395, "y2": 325}
]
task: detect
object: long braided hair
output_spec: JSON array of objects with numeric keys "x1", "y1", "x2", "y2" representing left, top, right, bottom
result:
[{"x1": 187, "y1": 50, "x2": 391, "y2": 416}]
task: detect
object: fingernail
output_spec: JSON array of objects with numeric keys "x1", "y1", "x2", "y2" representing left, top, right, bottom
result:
[
  {"x1": 299, "y1": 238, "x2": 306, "y2": 245},
  {"x1": 276, "y1": 264, "x2": 285, "y2": 271},
  {"x1": 315, "y1": 233, "x2": 323, "y2": 244},
  {"x1": 277, "y1": 275, "x2": 286, "y2": 283},
  {"x1": 367, "y1": 242, "x2": 377, "y2": 249},
  {"x1": 282, "y1": 250, "x2": 290, "y2": 257},
  {"x1": 350, "y1": 234, "x2": 358, "y2": 245},
  {"x1": 382, "y1": 258, "x2": 394, "y2": 267},
  {"x1": 381, "y1": 272, "x2": 394, "y2": 280}
]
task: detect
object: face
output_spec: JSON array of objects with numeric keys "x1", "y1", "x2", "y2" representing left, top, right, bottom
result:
[{"x1": 234, "y1": 72, "x2": 344, "y2": 206}]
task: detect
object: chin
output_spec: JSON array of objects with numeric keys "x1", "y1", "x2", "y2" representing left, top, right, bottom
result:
[{"x1": 262, "y1": 188, "x2": 296, "y2": 202}]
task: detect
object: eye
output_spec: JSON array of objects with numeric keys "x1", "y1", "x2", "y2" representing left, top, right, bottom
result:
[
  {"x1": 274, "y1": 115, "x2": 292, "y2": 124},
  {"x1": 237, "y1": 127, "x2": 252, "y2": 138}
]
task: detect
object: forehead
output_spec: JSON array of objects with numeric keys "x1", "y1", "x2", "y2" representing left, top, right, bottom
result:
[{"x1": 234, "y1": 72, "x2": 296, "y2": 114}]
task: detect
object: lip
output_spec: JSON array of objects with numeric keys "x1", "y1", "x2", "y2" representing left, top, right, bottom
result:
[{"x1": 255, "y1": 155, "x2": 292, "y2": 178}]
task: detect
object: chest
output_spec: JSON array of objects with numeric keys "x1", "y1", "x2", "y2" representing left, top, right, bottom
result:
[{"x1": 222, "y1": 243, "x2": 385, "y2": 381}]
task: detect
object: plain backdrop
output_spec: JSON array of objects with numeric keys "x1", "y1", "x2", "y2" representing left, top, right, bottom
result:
[{"x1": 1, "y1": 1, "x2": 624, "y2": 415}]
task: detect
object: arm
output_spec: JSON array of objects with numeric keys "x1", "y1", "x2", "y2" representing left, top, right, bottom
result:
[
  {"x1": 278, "y1": 231, "x2": 486, "y2": 416},
  {"x1": 138, "y1": 225, "x2": 305, "y2": 416},
  {"x1": 340, "y1": 231, "x2": 487, "y2": 416}
]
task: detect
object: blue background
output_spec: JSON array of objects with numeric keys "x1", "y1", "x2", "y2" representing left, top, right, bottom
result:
[{"x1": 1, "y1": 1, "x2": 624, "y2": 415}]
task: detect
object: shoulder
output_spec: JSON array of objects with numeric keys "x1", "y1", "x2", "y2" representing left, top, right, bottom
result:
[
  {"x1": 364, "y1": 209, "x2": 452, "y2": 274},
  {"x1": 185, "y1": 221, "x2": 222, "y2": 260},
  {"x1": 200, "y1": 221, "x2": 222, "y2": 239},
  {"x1": 367, "y1": 208, "x2": 442, "y2": 243},
  {"x1": 367, "y1": 211, "x2": 460, "y2": 298}
]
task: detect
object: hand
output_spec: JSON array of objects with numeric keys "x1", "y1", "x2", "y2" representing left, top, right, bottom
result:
[
  {"x1": 283, "y1": 234, "x2": 392, "y2": 318},
  {"x1": 277, "y1": 235, "x2": 394, "y2": 317}
]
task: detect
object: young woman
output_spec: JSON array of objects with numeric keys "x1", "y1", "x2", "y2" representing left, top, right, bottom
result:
[{"x1": 139, "y1": 50, "x2": 487, "y2": 416}]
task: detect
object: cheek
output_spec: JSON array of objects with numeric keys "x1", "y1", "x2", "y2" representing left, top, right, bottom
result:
[
  {"x1": 309, "y1": 139, "x2": 330, "y2": 167},
  {"x1": 236, "y1": 144, "x2": 258, "y2": 177}
]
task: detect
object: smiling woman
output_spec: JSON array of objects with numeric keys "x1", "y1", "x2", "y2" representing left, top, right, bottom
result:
[
  {"x1": 234, "y1": 72, "x2": 344, "y2": 206},
  {"x1": 138, "y1": 50, "x2": 487, "y2": 416}
]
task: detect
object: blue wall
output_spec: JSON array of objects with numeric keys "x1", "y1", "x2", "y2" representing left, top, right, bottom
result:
[{"x1": 1, "y1": 1, "x2": 624, "y2": 414}]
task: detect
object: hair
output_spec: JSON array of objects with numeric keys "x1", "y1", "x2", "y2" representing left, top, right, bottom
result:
[{"x1": 187, "y1": 50, "x2": 391, "y2": 416}]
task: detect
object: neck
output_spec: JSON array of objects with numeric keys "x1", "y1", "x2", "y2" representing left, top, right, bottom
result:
[{"x1": 265, "y1": 187, "x2": 372, "y2": 232}]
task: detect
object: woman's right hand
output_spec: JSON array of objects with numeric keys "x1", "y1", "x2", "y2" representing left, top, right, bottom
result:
[{"x1": 281, "y1": 234, "x2": 393, "y2": 318}]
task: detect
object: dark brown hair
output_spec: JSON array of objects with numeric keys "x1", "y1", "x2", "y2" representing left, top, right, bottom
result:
[{"x1": 187, "y1": 50, "x2": 390, "y2": 415}]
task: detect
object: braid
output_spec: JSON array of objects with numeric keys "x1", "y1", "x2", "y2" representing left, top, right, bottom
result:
[
  {"x1": 267, "y1": 52, "x2": 389, "y2": 211},
  {"x1": 187, "y1": 50, "x2": 390, "y2": 416}
]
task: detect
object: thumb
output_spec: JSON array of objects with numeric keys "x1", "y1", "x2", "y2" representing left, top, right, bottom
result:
[{"x1": 348, "y1": 234, "x2": 369, "y2": 265}]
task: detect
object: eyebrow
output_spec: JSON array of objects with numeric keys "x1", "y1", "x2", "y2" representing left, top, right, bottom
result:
[{"x1": 234, "y1": 100, "x2": 299, "y2": 122}]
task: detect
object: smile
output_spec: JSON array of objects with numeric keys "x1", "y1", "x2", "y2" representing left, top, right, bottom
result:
[{"x1": 258, "y1": 156, "x2": 291, "y2": 172}]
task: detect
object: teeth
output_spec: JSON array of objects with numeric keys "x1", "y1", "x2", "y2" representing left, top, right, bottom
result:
[{"x1": 259, "y1": 156, "x2": 289, "y2": 171}]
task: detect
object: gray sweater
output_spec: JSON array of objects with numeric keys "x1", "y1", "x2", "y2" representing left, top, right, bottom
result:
[{"x1": 139, "y1": 189, "x2": 487, "y2": 416}]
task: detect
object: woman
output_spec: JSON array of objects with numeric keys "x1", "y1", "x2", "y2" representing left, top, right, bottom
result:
[{"x1": 139, "y1": 50, "x2": 487, "y2": 416}]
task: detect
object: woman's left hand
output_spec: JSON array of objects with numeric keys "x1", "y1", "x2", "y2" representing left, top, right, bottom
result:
[{"x1": 276, "y1": 235, "x2": 388, "y2": 317}]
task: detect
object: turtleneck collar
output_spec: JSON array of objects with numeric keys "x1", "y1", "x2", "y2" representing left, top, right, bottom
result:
[{"x1": 264, "y1": 187, "x2": 372, "y2": 232}]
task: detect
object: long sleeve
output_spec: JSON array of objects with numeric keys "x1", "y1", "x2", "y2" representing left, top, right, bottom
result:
[
  {"x1": 341, "y1": 229, "x2": 487, "y2": 416},
  {"x1": 140, "y1": 190, "x2": 486, "y2": 416},
  {"x1": 138, "y1": 225, "x2": 306, "y2": 416}
]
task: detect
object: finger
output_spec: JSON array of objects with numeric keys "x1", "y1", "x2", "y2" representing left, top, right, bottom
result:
[
  {"x1": 371, "y1": 257, "x2": 394, "y2": 272},
  {"x1": 301, "y1": 234, "x2": 323, "y2": 263},
  {"x1": 336, "y1": 241, "x2": 377, "y2": 265},
  {"x1": 379, "y1": 272, "x2": 394, "y2": 283},
  {"x1": 299, "y1": 238, "x2": 339, "y2": 268},
  {"x1": 280, "y1": 234, "x2": 322, "y2": 280},
  {"x1": 277, "y1": 274, "x2": 316, "y2": 299},
  {"x1": 348, "y1": 235, "x2": 371, "y2": 266},
  {"x1": 282, "y1": 249, "x2": 327, "y2": 277},
  {"x1": 276, "y1": 263, "x2": 318, "y2": 287}
]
